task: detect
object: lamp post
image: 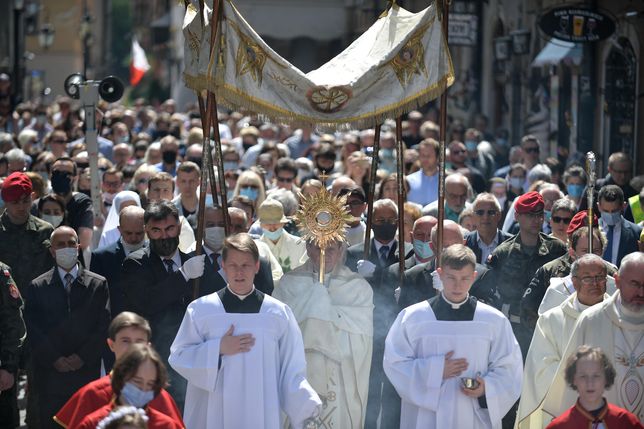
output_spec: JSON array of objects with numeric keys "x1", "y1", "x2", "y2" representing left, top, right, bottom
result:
[
  {"x1": 80, "y1": 0, "x2": 93, "y2": 78},
  {"x1": 13, "y1": 0, "x2": 25, "y2": 103},
  {"x1": 38, "y1": 23, "x2": 55, "y2": 51}
]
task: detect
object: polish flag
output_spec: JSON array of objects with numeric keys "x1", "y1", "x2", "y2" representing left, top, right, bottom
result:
[{"x1": 130, "y1": 38, "x2": 150, "y2": 86}]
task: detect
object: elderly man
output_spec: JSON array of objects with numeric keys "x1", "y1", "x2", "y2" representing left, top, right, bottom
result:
[
  {"x1": 399, "y1": 220, "x2": 495, "y2": 310},
  {"x1": 170, "y1": 234, "x2": 322, "y2": 428},
  {"x1": 542, "y1": 251, "x2": 644, "y2": 422},
  {"x1": 275, "y1": 239, "x2": 373, "y2": 428},
  {"x1": 517, "y1": 254, "x2": 611, "y2": 429},
  {"x1": 422, "y1": 173, "x2": 471, "y2": 222},
  {"x1": 384, "y1": 245, "x2": 522, "y2": 429},
  {"x1": 465, "y1": 193, "x2": 512, "y2": 264},
  {"x1": 596, "y1": 152, "x2": 637, "y2": 200}
]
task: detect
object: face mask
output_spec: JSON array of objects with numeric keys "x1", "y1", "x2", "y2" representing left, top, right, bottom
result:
[
  {"x1": 372, "y1": 223, "x2": 397, "y2": 242},
  {"x1": 36, "y1": 114, "x2": 47, "y2": 126},
  {"x1": 242, "y1": 141, "x2": 254, "y2": 151},
  {"x1": 121, "y1": 382, "x2": 155, "y2": 408},
  {"x1": 102, "y1": 192, "x2": 117, "y2": 205},
  {"x1": 149, "y1": 236, "x2": 179, "y2": 257},
  {"x1": 380, "y1": 148, "x2": 394, "y2": 159},
  {"x1": 51, "y1": 171, "x2": 72, "y2": 195},
  {"x1": 600, "y1": 211, "x2": 622, "y2": 226},
  {"x1": 496, "y1": 138, "x2": 508, "y2": 147},
  {"x1": 42, "y1": 214, "x2": 63, "y2": 228},
  {"x1": 119, "y1": 135, "x2": 130, "y2": 144},
  {"x1": 465, "y1": 140, "x2": 478, "y2": 151},
  {"x1": 223, "y1": 161, "x2": 238, "y2": 171},
  {"x1": 567, "y1": 184, "x2": 584, "y2": 198},
  {"x1": 413, "y1": 239, "x2": 434, "y2": 260},
  {"x1": 263, "y1": 227, "x2": 284, "y2": 241},
  {"x1": 162, "y1": 150, "x2": 177, "y2": 164},
  {"x1": 55, "y1": 247, "x2": 78, "y2": 270},
  {"x1": 509, "y1": 177, "x2": 524, "y2": 190},
  {"x1": 204, "y1": 226, "x2": 225, "y2": 252},
  {"x1": 544, "y1": 210, "x2": 552, "y2": 222},
  {"x1": 187, "y1": 157, "x2": 202, "y2": 168},
  {"x1": 239, "y1": 187, "x2": 259, "y2": 201},
  {"x1": 445, "y1": 205, "x2": 461, "y2": 221},
  {"x1": 122, "y1": 238, "x2": 146, "y2": 254}
]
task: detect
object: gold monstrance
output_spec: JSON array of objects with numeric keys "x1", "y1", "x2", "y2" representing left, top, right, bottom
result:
[{"x1": 295, "y1": 179, "x2": 353, "y2": 283}]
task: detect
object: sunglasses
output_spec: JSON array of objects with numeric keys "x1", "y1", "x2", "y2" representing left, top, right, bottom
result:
[
  {"x1": 474, "y1": 209, "x2": 498, "y2": 216},
  {"x1": 524, "y1": 147, "x2": 540, "y2": 154},
  {"x1": 552, "y1": 216, "x2": 572, "y2": 224}
]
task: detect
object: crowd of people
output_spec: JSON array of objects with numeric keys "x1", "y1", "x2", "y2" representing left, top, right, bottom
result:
[{"x1": 0, "y1": 83, "x2": 643, "y2": 429}]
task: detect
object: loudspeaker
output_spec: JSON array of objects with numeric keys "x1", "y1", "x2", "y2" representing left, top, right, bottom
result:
[
  {"x1": 98, "y1": 76, "x2": 124, "y2": 103},
  {"x1": 63, "y1": 73, "x2": 85, "y2": 99}
]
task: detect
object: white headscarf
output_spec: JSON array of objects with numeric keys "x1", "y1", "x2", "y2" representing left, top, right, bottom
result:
[{"x1": 98, "y1": 190, "x2": 142, "y2": 249}]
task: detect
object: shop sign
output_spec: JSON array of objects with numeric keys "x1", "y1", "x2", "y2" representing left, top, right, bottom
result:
[{"x1": 539, "y1": 7, "x2": 616, "y2": 43}]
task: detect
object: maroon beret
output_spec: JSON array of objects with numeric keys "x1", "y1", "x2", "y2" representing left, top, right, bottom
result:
[
  {"x1": 1, "y1": 172, "x2": 33, "y2": 203},
  {"x1": 566, "y1": 210, "x2": 598, "y2": 235},
  {"x1": 514, "y1": 191, "x2": 544, "y2": 214}
]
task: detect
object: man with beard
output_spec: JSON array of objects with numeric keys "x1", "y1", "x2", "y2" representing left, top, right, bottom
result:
[{"x1": 121, "y1": 200, "x2": 205, "y2": 408}]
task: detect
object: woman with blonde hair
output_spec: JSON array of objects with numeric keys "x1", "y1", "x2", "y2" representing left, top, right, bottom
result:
[{"x1": 232, "y1": 169, "x2": 266, "y2": 214}]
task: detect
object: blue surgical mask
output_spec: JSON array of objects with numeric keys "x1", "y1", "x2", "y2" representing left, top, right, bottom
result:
[
  {"x1": 465, "y1": 140, "x2": 478, "y2": 152},
  {"x1": 263, "y1": 227, "x2": 284, "y2": 241},
  {"x1": 413, "y1": 239, "x2": 434, "y2": 260},
  {"x1": 240, "y1": 186, "x2": 259, "y2": 201},
  {"x1": 567, "y1": 184, "x2": 584, "y2": 198},
  {"x1": 226, "y1": 190, "x2": 234, "y2": 201},
  {"x1": 544, "y1": 210, "x2": 552, "y2": 222},
  {"x1": 121, "y1": 381, "x2": 155, "y2": 408},
  {"x1": 223, "y1": 161, "x2": 238, "y2": 171},
  {"x1": 600, "y1": 211, "x2": 622, "y2": 226},
  {"x1": 204, "y1": 193, "x2": 214, "y2": 207},
  {"x1": 496, "y1": 138, "x2": 508, "y2": 147},
  {"x1": 380, "y1": 148, "x2": 394, "y2": 159},
  {"x1": 509, "y1": 177, "x2": 524, "y2": 190}
]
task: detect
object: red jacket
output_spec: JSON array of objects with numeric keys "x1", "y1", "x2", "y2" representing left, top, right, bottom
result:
[
  {"x1": 546, "y1": 400, "x2": 643, "y2": 429},
  {"x1": 75, "y1": 404, "x2": 183, "y2": 429}
]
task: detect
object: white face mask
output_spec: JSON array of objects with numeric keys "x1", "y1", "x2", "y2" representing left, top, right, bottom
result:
[
  {"x1": 121, "y1": 238, "x2": 146, "y2": 254},
  {"x1": 204, "y1": 227, "x2": 226, "y2": 252},
  {"x1": 55, "y1": 247, "x2": 78, "y2": 270},
  {"x1": 42, "y1": 214, "x2": 64, "y2": 228}
]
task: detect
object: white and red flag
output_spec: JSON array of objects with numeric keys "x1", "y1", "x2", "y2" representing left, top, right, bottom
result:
[{"x1": 130, "y1": 38, "x2": 150, "y2": 86}]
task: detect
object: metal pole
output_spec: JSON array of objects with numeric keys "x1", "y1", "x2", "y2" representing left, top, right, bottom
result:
[
  {"x1": 395, "y1": 117, "x2": 405, "y2": 283},
  {"x1": 436, "y1": 0, "x2": 450, "y2": 267},
  {"x1": 363, "y1": 124, "x2": 381, "y2": 259},
  {"x1": 79, "y1": 83, "x2": 102, "y2": 220},
  {"x1": 585, "y1": 151, "x2": 596, "y2": 254}
]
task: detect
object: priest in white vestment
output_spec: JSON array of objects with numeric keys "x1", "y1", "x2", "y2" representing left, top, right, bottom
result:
[
  {"x1": 542, "y1": 251, "x2": 644, "y2": 422},
  {"x1": 517, "y1": 254, "x2": 611, "y2": 429},
  {"x1": 538, "y1": 275, "x2": 616, "y2": 316},
  {"x1": 169, "y1": 233, "x2": 322, "y2": 429},
  {"x1": 274, "y1": 239, "x2": 373, "y2": 428},
  {"x1": 384, "y1": 244, "x2": 523, "y2": 429}
]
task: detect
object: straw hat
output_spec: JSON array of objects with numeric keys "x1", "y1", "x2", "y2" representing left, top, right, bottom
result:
[{"x1": 258, "y1": 199, "x2": 288, "y2": 224}]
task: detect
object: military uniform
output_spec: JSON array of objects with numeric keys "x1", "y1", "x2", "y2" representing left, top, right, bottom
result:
[
  {"x1": 0, "y1": 212, "x2": 54, "y2": 294},
  {"x1": 0, "y1": 262, "x2": 26, "y2": 429},
  {"x1": 520, "y1": 253, "x2": 617, "y2": 331},
  {"x1": 482, "y1": 232, "x2": 567, "y2": 357}
]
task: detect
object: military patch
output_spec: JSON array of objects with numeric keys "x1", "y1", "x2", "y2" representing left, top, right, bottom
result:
[{"x1": 8, "y1": 282, "x2": 20, "y2": 299}]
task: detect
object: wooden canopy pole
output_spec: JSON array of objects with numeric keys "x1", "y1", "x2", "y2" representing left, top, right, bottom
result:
[
  {"x1": 435, "y1": 0, "x2": 450, "y2": 267},
  {"x1": 363, "y1": 124, "x2": 382, "y2": 259},
  {"x1": 395, "y1": 117, "x2": 405, "y2": 284}
]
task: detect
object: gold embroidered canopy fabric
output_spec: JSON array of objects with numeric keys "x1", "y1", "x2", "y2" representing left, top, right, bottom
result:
[{"x1": 183, "y1": 0, "x2": 454, "y2": 129}]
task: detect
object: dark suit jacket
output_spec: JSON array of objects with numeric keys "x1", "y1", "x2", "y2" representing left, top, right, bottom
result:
[
  {"x1": 24, "y1": 266, "x2": 110, "y2": 402},
  {"x1": 613, "y1": 218, "x2": 642, "y2": 267},
  {"x1": 464, "y1": 230, "x2": 513, "y2": 264},
  {"x1": 199, "y1": 252, "x2": 274, "y2": 297},
  {"x1": 90, "y1": 239, "x2": 128, "y2": 316},
  {"x1": 398, "y1": 261, "x2": 494, "y2": 310}
]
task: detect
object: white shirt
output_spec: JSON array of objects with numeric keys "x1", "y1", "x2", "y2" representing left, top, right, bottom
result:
[
  {"x1": 57, "y1": 264, "x2": 79, "y2": 284},
  {"x1": 374, "y1": 239, "x2": 396, "y2": 262},
  {"x1": 476, "y1": 231, "x2": 499, "y2": 264},
  {"x1": 159, "y1": 250, "x2": 182, "y2": 272}
]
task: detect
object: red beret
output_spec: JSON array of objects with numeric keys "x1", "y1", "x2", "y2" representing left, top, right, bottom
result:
[
  {"x1": 1, "y1": 172, "x2": 33, "y2": 203},
  {"x1": 514, "y1": 191, "x2": 544, "y2": 214},
  {"x1": 566, "y1": 210, "x2": 598, "y2": 235}
]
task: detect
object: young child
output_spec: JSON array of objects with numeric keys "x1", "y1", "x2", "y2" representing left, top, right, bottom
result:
[
  {"x1": 55, "y1": 312, "x2": 182, "y2": 428},
  {"x1": 96, "y1": 406, "x2": 149, "y2": 429},
  {"x1": 546, "y1": 345, "x2": 643, "y2": 428},
  {"x1": 74, "y1": 344, "x2": 183, "y2": 429}
]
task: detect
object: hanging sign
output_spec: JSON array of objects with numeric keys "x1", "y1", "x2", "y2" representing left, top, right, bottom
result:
[{"x1": 539, "y1": 7, "x2": 615, "y2": 43}]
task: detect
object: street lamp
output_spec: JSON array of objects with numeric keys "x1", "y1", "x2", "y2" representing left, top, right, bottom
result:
[
  {"x1": 38, "y1": 23, "x2": 55, "y2": 51},
  {"x1": 80, "y1": 0, "x2": 93, "y2": 78},
  {"x1": 510, "y1": 29, "x2": 531, "y2": 56}
]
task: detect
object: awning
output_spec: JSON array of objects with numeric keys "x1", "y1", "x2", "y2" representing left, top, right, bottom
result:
[{"x1": 531, "y1": 39, "x2": 582, "y2": 67}]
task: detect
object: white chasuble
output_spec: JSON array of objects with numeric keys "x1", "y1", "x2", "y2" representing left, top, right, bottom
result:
[
  {"x1": 542, "y1": 291, "x2": 644, "y2": 422},
  {"x1": 274, "y1": 263, "x2": 373, "y2": 429},
  {"x1": 538, "y1": 274, "x2": 616, "y2": 316},
  {"x1": 383, "y1": 300, "x2": 523, "y2": 429},
  {"x1": 169, "y1": 293, "x2": 321, "y2": 429}
]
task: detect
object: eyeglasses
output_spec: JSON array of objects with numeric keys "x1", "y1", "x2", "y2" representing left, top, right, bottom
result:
[
  {"x1": 524, "y1": 147, "x2": 540, "y2": 154},
  {"x1": 137, "y1": 178, "x2": 149, "y2": 185},
  {"x1": 51, "y1": 139, "x2": 67, "y2": 144},
  {"x1": 451, "y1": 149, "x2": 466, "y2": 155},
  {"x1": 474, "y1": 209, "x2": 498, "y2": 216},
  {"x1": 552, "y1": 216, "x2": 572, "y2": 224},
  {"x1": 346, "y1": 200, "x2": 365, "y2": 207},
  {"x1": 575, "y1": 275, "x2": 607, "y2": 285},
  {"x1": 276, "y1": 176, "x2": 294, "y2": 183}
]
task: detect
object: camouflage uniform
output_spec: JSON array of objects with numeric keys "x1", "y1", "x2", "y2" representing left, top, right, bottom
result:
[
  {"x1": 0, "y1": 212, "x2": 54, "y2": 294},
  {"x1": 482, "y1": 232, "x2": 567, "y2": 357},
  {"x1": 0, "y1": 262, "x2": 26, "y2": 429}
]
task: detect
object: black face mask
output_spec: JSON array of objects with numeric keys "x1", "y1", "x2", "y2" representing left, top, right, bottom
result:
[
  {"x1": 242, "y1": 142, "x2": 254, "y2": 151},
  {"x1": 187, "y1": 157, "x2": 202, "y2": 168},
  {"x1": 51, "y1": 171, "x2": 72, "y2": 195},
  {"x1": 372, "y1": 222, "x2": 397, "y2": 242},
  {"x1": 162, "y1": 150, "x2": 177, "y2": 164},
  {"x1": 149, "y1": 236, "x2": 180, "y2": 257}
]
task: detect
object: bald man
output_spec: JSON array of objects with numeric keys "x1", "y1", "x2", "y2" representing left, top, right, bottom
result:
[
  {"x1": 398, "y1": 220, "x2": 495, "y2": 309},
  {"x1": 24, "y1": 226, "x2": 110, "y2": 428}
]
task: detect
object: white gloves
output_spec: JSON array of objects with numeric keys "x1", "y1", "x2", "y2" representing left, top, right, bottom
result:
[
  {"x1": 180, "y1": 254, "x2": 206, "y2": 281},
  {"x1": 431, "y1": 270, "x2": 443, "y2": 291},
  {"x1": 394, "y1": 287, "x2": 401, "y2": 303},
  {"x1": 357, "y1": 260, "x2": 376, "y2": 278}
]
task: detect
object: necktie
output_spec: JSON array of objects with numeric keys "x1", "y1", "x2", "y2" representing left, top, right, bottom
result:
[
  {"x1": 379, "y1": 245, "x2": 390, "y2": 265},
  {"x1": 604, "y1": 225, "x2": 614, "y2": 263},
  {"x1": 64, "y1": 273, "x2": 73, "y2": 294},
  {"x1": 210, "y1": 253, "x2": 220, "y2": 272},
  {"x1": 164, "y1": 259, "x2": 175, "y2": 273}
]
